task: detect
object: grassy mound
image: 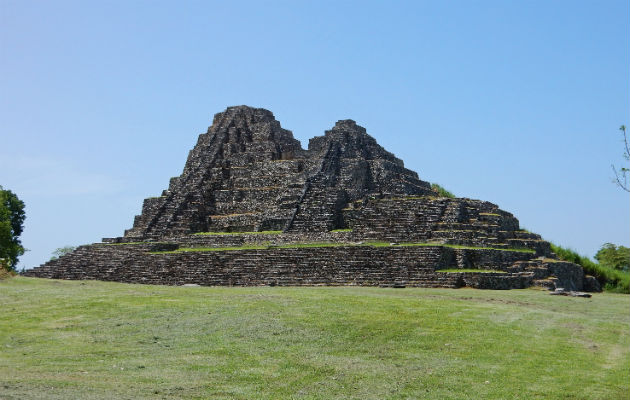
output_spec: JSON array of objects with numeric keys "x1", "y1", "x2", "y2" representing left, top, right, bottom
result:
[{"x1": 1, "y1": 277, "x2": 628, "y2": 399}]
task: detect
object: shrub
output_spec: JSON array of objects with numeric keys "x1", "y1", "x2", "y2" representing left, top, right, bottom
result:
[
  {"x1": 50, "y1": 246, "x2": 77, "y2": 261},
  {"x1": 431, "y1": 183, "x2": 455, "y2": 198},
  {"x1": 595, "y1": 243, "x2": 630, "y2": 272},
  {"x1": 0, "y1": 258, "x2": 16, "y2": 279}
]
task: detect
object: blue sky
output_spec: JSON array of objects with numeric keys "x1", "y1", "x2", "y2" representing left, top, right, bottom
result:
[{"x1": 1, "y1": 0, "x2": 628, "y2": 269}]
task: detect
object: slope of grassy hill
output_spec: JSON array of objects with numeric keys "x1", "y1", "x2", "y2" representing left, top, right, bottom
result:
[
  {"x1": 550, "y1": 243, "x2": 630, "y2": 293},
  {"x1": 1, "y1": 277, "x2": 628, "y2": 399}
]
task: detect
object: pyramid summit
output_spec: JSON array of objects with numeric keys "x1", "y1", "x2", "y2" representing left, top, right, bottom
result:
[
  {"x1": 25, "y1": 106, "x2": 600, "y2": 291},
  {"x1": 124, "y1": 105, "x2": 432, "y2": 237}
]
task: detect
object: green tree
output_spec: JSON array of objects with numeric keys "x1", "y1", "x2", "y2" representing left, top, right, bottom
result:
[
  {"x1": 595, "y1": 243, "x2": 630, "y2": 272},
  {"x1": 0, "y1": 186, "x2": 26, "y2": 270},
  {"x1": 612, "y1": 125, "x2": 629, "y2": 192},
  {"x1": 50, "y1": 246, "x2": 77, "y2": 261}
]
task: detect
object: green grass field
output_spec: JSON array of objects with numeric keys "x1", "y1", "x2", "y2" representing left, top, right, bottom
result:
[{"x1": 1, "y1": 277, "x2": 628, "y2": 399}]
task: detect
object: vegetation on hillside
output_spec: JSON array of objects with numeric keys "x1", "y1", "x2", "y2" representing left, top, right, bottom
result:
[
  {"x1": 550, "y1": 243, "x2": 630, "y2": 293},
  {"x1": 595, "y1": 243, "x2": 630, "y2": 272},
  {"x1": 430, "y1": 183, "x2": 455, "y2": 198},
  {"x1": 1, "y1": 278, "x2": 628, "y2": 399}
]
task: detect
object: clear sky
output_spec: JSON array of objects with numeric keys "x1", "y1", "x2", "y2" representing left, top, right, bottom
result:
[{"x1": 1, "y1": 0, "x2": 628, "y2": 269}]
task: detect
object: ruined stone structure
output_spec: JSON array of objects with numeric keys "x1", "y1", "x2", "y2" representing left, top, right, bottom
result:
[{"x1": 25, "y1": 106, "x2": 600, "y2": 291}]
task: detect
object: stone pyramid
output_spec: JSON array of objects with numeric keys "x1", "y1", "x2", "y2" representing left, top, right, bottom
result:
[
  {"x1": 25, "y1": 106, "x2": 600, "y2": 291},
  {"x1": 124, "y1": 106, "x2": 432, "y2": 238}
]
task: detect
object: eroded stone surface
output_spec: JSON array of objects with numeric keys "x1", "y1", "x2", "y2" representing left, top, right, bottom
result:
[{"x1": 24, "y1": 106, "x2": 598, "y2": 291}]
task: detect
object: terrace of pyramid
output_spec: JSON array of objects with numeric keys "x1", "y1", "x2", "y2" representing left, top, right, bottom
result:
[{"x1": 25, "y1": 106, "x2": 600, "y2": 291}]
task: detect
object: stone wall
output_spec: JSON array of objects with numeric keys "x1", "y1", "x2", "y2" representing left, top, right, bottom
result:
[
  {"x1": 24, "y1": 241, "x2": 589, "y2": 291},
  {"x1": 344, "y1": 196, "x2": 552, "y2": 256}
]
